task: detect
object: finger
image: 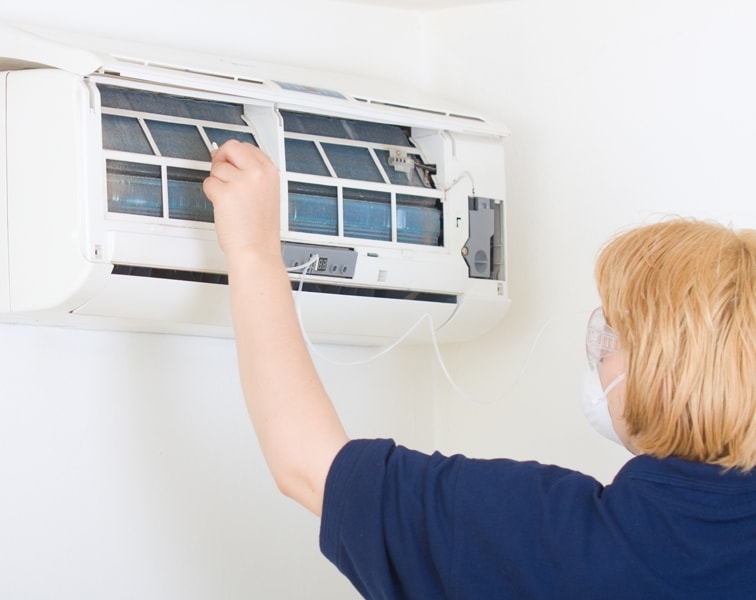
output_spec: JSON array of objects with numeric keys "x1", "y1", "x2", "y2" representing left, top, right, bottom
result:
[
  {"x1": 208, "y1": 160, "x2": 239, "y2": 184},
  {"x1": 213, "y1": 140, "x2": 265, "y2": 171},
  {"x1": 202, "y1": 176, "x2": 224, "y2": 203}
]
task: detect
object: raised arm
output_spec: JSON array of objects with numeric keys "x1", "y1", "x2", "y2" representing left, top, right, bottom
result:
[{"x1": 203, "y1": 140, "x2": 349, "y2": 516}]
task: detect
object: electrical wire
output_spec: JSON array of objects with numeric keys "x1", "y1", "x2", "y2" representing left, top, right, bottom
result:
[
  {"x1": 286, "y1": 255, "x2": 553, "y2": 405},
  {"x1": 286, "y1": 253, "x2": 320, "y2": 292},
  {"x1": 442, "y1": 170, "x2": 476, "y2": 195}
]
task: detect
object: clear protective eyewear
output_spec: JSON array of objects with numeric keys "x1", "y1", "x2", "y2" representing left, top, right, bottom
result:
[{"x1": 585, "y1": 307, "x2": 620, "y2": 369}]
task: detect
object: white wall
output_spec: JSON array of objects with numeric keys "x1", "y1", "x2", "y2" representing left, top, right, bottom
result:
[
  {"x1": 0, "y1": 2, "x2": 435, "y2": 599},
  {"x1": 0, "y1": 324, "x2": 433, "y2": 599},
  {"x1": 2, "y1": 0, "x2": 756, "y2": 597},
  {"x1": 425, "y1": 0, "x2": 756, "y2": 481}
]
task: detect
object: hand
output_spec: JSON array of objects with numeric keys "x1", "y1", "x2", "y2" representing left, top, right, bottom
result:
[{"x1": 203, "y1": 140, "x2": 281, "y2": 259}]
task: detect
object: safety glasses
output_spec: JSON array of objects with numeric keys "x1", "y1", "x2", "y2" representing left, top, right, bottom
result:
[{"x1": 586, "y1": 307, "x2": 620, "y2": 369}]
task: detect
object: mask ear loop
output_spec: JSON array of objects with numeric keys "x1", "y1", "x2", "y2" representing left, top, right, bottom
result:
[
  {"x1": 599, "y1": 371, "x2": 626, "y2": 446},
  {"x1": 603, "y1": 372, "x2": 626, "y2": 395}
]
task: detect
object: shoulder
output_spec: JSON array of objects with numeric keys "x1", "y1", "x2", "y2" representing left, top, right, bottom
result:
[
  {"x1": 326, "y1": 438, "x2": 599, "y2": 493},
  {"x1": 324, "y1": 438, "x2": 605, "y2": 533}
]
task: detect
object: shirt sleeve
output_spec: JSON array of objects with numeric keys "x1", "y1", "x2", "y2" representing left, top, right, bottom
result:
[{"x1": 319, "y1": 438, "x2": 465, "y2": 599}]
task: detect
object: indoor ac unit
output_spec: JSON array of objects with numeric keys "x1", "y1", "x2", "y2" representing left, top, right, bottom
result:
[{"x1": 0, "y1": 23, "x2": 510, "y2": 345}]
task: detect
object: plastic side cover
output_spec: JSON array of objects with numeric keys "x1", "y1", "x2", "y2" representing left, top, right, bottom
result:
[{"x1": 5, "y1": 69, "x2": 102, "y2": 312}]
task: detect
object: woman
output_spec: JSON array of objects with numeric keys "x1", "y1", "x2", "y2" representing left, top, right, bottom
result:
[{"x1": 204, "y1": 140, "x2": 756, "y2": 599}]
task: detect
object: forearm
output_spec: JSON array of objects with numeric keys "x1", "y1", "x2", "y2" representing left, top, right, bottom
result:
[{"x1": 225, "y1": 250, "x2": 348, "y2": 516}]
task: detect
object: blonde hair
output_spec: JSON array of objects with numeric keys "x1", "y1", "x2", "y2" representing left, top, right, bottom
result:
[{"x1": 595, "y1": 218, "x2": 756, "y2": 470}]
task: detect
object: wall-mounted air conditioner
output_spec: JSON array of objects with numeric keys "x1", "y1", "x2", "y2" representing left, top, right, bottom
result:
[{"x1": 0, "y1": 23, "x2": 510, "y2": 345}]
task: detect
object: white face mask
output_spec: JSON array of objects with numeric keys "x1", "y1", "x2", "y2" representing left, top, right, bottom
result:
[{"x1": 581, "y1": 365, "x2": 626, "y2": 445}]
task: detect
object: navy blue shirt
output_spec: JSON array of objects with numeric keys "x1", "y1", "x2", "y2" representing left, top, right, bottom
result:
[{"x1": 320, "y1": 439, "x2": 756, "y2": 599}]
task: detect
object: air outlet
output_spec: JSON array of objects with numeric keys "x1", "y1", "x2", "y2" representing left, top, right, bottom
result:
[{"x1": 111, "y1": 265, "x2": 457, "y2": 304}]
